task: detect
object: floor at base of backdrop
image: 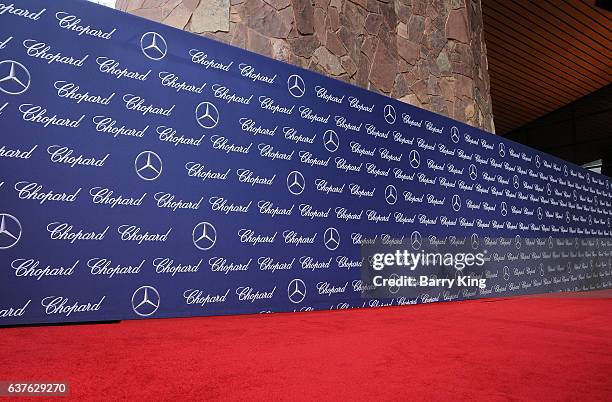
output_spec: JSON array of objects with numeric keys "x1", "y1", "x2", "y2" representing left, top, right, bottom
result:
[{"x1": 1, "y1": 291, "x2": 611, "y2": 401}]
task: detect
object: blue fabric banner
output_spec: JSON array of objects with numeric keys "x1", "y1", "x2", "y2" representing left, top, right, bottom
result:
[{"x1": 0, "y1": 0, "x2": 610, "y2": 325}]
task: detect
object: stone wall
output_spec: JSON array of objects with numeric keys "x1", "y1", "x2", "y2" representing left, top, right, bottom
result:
[{"x1": 116, "y1": 0, "x2": 494, "y2": 133}]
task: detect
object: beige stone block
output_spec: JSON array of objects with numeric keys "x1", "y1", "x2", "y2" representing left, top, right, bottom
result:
[{"x1": 192, "y1": 0, "x2": 230, "y2": 32}]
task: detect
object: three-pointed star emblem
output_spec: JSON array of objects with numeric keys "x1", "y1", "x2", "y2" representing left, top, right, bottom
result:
[
  {"x1": 132, "y1": 286, "x2": 160, "y2": 317},
  {"x1": 469, "y1": 164, "x2": 477, "y2": 180},
  {"x1": 324, "y1": 227, "x2": 340, "y2": 250},
  {"x1": 323, "y1": 129, "x2": 339, "y2": 152},
  {"x1": 195, "y1": 101, "x2": 220, "y2": 129},
  {"x1": 383, "y1": 104, "x2": 396, "y2": 124},
  {"x1": 0, "y1": 60, "x2": 31, "y2": 95},
  {"x1": 135, "y1": 150, "x2": 162, "y2": 181},
  {"x1": 287, "y1": 171, "x2": 305, "y2": 195},
  {"x1": 452, "y1": 194, "x2": 461, "y2": 212},
  {"x1": 450, "y1": 126, "x2": 460, "y2": 143},
  {"x1": 287, "y1": 74, "x2": 305, "y2": 98},
  {"x1": 385, "y1": 184, "x2": 397, "y2": 205},
  {"x1": 409, "y1": 150, "x2": 420, "y2": 168},
  {"x1": 288, "y1": 279, "x2": 306, "y2": 303},
  {"x1": 140, "y1": 32, "x2": 167, "y2": 60},
  {"x1": 192, "y1": 222, "x2": 217, "y2": 250},
  {"x1": 410, "y1": 230, "x2": 421, "y2": 250},
  {"x1": 0, "y1": 213, "x2": 22, "y2": 249}
]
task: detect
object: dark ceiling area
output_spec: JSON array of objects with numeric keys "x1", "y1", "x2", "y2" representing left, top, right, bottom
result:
[
  {"x1": 482, "y1": 0, "x2": 612, "y2": 136},
  {"x1": 504, "y1": 84, "x2": 611, "y2": 166}
]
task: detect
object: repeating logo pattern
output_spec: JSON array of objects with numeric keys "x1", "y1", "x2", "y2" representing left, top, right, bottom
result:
[{"x1": 0, "y1": 0, "x2": 610, "y2": 326}]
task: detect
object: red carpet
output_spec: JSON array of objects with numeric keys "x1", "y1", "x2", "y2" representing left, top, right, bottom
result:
[{"x1": 1, "y1": 293, "x2": 611, "y2": 401}]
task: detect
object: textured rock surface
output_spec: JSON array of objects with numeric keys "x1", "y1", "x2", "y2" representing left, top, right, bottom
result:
[
  {"x1": 117, "y1": 0, "x2": 494, "y2": 132},
  {"x1": 191, "y1": 0, "x2": 230, "y2": 32}
]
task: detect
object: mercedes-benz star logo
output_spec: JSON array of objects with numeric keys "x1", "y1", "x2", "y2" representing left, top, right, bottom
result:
[
  {"x1": 384, "y1": 104, "x2": 396, "y2": 124},
  {"x1": 132, "y1": 286, "x2": 160, "y2": 317},
  {"x1": 388, "y1": 273, "x2": 401, "y2": 294},
  {"x1": 195, "y1": 101, "x2": 219, "y2": 129},
  {"x1": 140, "y1": 32, "x2": 167, "y2": 60},
  {"x1": 192, "y1": 222, "x2": 217, "y2": 250},
  {"x1": 452, "y1": 194, "x2": 461, "y2": 212},
  {"x1": 134, "y1": 150, "x2": 162, "y2": 181},
  {"x1": 288, "y1": 279, "x2": 306, "y2": 304},
  {"x1": 410, "y1": 231, "x2": 421, "y2": 251},
  {"x1": 287, "y1": 171, "x2": 305, "y2": 195},
  {"x1": 409, "y1": 150, "x2": 420, "y2": 168},
  {"x1": 287, "y1": 74, "x2": 305, "y2": 98},
  {"x1": 450, "y1": 126, "x2": 460, "y2": 143},
  {"x1": 469, "y1": 164, "x2": 477, "y2": 180},
  {"x1": 0, "y1": 213, "x2": 22, "y2": 249},
  {"x1": 324, "y1": 227, "x2": 340, "y2": 251},
  {"x1": 385, "y1": 184, "x2": 397, "y2": 205},
  {"x1": 0, "y1": 60, "x2": 31, "y2": 95},
  {"x1": 323, "y1": 129, "x2": 339, "y2": 152},
  {"x1": 471, "y1": 233, "x2": 479, "y2": 250}
]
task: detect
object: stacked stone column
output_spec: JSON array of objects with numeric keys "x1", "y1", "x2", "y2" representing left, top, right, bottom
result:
[{"x1": 117, "y1": 0, "x2": 494, "y2": 132}]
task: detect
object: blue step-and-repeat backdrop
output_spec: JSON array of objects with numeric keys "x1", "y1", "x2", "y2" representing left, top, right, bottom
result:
[{"x1": 0, "y1": 0, "x2": 611, "y2": 325}]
